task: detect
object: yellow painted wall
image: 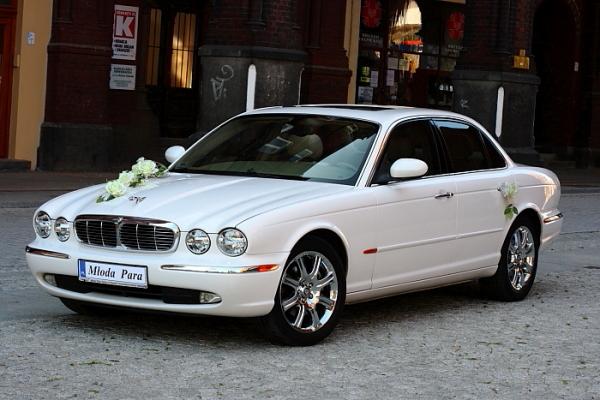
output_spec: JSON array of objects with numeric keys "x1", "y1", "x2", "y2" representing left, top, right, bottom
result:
[
  {"x1": 344, "y1": 0, "x2": 360, "y2": 104},
  {"x1": 9, "y1": 0, "x2": 52, "y2": 169}
]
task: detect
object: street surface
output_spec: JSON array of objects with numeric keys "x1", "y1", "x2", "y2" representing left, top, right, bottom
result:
[{"x1": 1, "y1": 187, "x2": 599, "y2": 399}]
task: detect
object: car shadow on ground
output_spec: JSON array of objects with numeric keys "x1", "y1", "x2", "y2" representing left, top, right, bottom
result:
[{"x1": 50, "y1": 275, "x2": 564, "y2": 347}]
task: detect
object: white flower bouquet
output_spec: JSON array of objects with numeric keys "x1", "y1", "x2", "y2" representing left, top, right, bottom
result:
[{"x1": 96, "y1": 158, "x2": 167, "y2": 203}]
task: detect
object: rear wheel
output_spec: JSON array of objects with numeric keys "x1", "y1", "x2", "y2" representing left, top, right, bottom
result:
[
  {"x1": 261, "y1": 237, "x2": 346, "y2": 346},
  {"x1": 482, "y1": 217, "x2": 539, "y2": 301}
]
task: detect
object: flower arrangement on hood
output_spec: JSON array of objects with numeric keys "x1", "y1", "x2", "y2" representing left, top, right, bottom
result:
[
  {"x1": 96, "y1": 158, "x2": 167, "y2": 203},
  {"x1": 499, "y1": 182, "x2": 519, "y2": 219}
]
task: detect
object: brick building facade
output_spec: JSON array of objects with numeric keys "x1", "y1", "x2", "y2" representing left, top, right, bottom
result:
[{"x1": 1, "y1": 0, "x2": 599, "y2": 170}]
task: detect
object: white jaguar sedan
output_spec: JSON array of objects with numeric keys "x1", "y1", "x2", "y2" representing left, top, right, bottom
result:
[{"x1": 26, "y1": 105, "x2": 563, "y2": 345}]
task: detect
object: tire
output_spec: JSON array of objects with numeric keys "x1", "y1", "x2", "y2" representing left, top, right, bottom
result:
[
  {"x1": 59, "y1": 297, "x2": 113, "y2": 317},
  {"x1": 481, "y1": 216, "x2": 539, "y2": 301},
  {"x1": 261, "y1": 236, "x2": 346, "y2": 346}
]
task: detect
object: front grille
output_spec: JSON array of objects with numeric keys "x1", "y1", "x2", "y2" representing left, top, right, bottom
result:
[
  {"x1": 74, "y1": 215, "x2": 178, "y2": 252},
  {"x1": 55, "y1": 275, "x2": 201, "y2": 304}
]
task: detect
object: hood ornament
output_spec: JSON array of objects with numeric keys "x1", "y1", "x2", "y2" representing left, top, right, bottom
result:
[{"x1": 128, "y1": 196, "x2": 147, "y2": 205}]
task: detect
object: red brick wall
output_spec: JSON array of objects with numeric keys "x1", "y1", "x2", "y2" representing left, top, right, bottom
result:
[
  {"x1": 203, "y1": 0, "x2": 303, "y2": 49},
  {"x1": 45, "y1": 0, "x2": 142, "y2": 126}
]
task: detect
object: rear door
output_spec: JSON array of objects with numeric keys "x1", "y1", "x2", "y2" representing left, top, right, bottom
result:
[
  {"x1": 371, "y1": 119, "x2": 458, "y2": 288},
  {"x1": 433, "y1": 119, "x2": 509, "y2": 271}
]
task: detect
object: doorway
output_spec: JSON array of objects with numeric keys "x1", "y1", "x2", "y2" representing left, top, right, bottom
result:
[
  {"x1": 532, "y1": 0, "x2": 578, "y2": 155},
  {"x1": 0, "y1": 16, "x2": 15, "y2": 158}
]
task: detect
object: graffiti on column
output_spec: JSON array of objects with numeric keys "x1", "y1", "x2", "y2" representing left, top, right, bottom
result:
[{"x1": 211, "y1": 65, "x2": 234, "y2": 101}]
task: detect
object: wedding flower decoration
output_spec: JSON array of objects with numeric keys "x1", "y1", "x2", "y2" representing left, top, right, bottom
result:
[
  {"x1": 499, "y1": 182, "x2": 519, "y2": 219},
  {"x1": 96, "y1": 158, "x2": 167, "y2": 203}
]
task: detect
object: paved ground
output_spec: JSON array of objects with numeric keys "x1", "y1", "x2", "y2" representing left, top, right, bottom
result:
[{"x1": 0, "y1": 173, "x2": 599, "y2": 399}]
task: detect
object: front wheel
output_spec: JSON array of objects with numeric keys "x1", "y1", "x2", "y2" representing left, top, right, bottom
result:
[
  {"x1": 481, "y1": 217, "x2": 539, "y2": 301},
  {"x1": 261, "y1": 237, "x2": 346, "y2": 346}
]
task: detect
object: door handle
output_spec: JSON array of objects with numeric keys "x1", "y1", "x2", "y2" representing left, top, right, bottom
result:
[{"x1": 434, "y1": 192, "x2": 454, "y2": 199}]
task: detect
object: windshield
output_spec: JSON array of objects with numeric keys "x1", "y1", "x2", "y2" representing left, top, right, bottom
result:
[{"x1": 171, "y1": 114, "x2": 380, "y2": 185}]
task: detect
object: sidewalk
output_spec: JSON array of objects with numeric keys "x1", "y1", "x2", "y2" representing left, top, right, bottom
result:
[{"x1": 0, "y1": 167, "x2": 598, "y2": 194}]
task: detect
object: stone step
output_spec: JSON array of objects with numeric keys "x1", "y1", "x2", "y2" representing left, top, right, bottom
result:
[{"x1": 0, "y1": 159, "x2": 31, "y2": 172}]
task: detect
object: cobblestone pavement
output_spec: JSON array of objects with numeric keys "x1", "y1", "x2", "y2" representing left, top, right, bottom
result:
[{"x1": 0, "y1": 193, "x2": 599, "y2": 399}]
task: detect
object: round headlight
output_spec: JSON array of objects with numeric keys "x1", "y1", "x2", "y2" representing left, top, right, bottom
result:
[
  {"x1": 34, "y1": 211, "x2": 52, "y2": 238},
  {"x1": 54, "y1": 217, "x2": 70, "y2": 242},
  {"x1": 217, "y1": 228, "x2": 247, "y2": 257},
  {"x1": 185, "y1": 229, "x2": 211, "y2": 254}
]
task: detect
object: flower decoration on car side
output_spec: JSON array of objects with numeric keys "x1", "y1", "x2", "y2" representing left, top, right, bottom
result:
[
  {"x1": 499, "y1": 182, "x2": 519, "y2": 219},
  {"x1": 96, "y1": 158, "x2": 167, "y2": 203}
]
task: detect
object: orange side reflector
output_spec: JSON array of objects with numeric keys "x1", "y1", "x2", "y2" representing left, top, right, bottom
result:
[
  {"x1": 363, "y1": 248, "x2": 378, "y2": 254},
  {"x1": 254, "y1": 264, "x2": 279, "y2": 272}
]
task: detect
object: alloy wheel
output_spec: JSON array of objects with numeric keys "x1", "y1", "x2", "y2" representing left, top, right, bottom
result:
[{"x1": 279, "y1": 251, "x2": 339, "y2": 333}]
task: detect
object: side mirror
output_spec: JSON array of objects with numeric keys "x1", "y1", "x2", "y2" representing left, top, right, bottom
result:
[
  {"x1": 165, "y1": 146, "x2": 185, "y2": 164},
  {"x1": 390, "y1": 158, "x2": 428, "y2": 179}
]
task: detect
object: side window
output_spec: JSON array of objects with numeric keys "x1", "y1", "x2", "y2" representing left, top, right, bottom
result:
[
  {"x1": 434, "y1": 120, "x2": 489, "y2": 173},
  {"x1": 373, "y1": 120, "x2": 440, "y2": 184},
  {"x1": 481, "y1": 133, "x2": 507, "y2": 169}
]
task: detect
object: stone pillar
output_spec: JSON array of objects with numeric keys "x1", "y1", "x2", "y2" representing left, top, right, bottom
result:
[
  {"x1": 451, "y1": 0, "x2": 541, "y2": 164},
  {"x1": 197, "y1": 0, "x2": 306, "y2": 132}
]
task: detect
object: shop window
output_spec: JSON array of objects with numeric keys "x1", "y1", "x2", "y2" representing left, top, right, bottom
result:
[
  {"x1": 146, "y1": 8, "x2": 161, "y2": 86},
  {"x1": 145, "y1": 6, "x2": 199, "y2": 138},
  {"x1": 145, "y1": 9, "x2": 196, "y2": 89},
  {"x1": 356, "y1": 0, "x2": 466, "y2": 109}
]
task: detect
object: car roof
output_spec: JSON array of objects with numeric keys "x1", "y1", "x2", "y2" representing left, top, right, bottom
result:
[{"x1": 244, "y1": 104, "x2": 474, "y2": 127}]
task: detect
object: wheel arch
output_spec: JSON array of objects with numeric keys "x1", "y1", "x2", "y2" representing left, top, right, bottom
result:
[
  {"x1": 515, "y1": 206, "x2": 542, "y2": 241},
  {"x1": 294, "y1": 228, "x2": 349, "y2": 277}
]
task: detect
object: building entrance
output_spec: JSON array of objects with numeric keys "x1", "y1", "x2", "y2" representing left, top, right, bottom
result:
[{"x1": 532, "y1": 0, "x2": 579, "y2": 156}]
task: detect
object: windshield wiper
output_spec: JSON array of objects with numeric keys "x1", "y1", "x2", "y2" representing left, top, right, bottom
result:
[
  {"x1": 169, "y1": 168, "x2": 308, "y2": 181},
  {"x1": 241, "y1": 170, "x2": 309, "y2": 181}
]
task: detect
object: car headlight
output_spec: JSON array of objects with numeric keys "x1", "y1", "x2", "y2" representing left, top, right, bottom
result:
[
  {"x1": 217, "y1": 228, "x2": 247, "y2": 256},
  {"x1": 53, "y1": 217, "x2": 71, "y2": 242},
  {"x1": 34, "y1": 211, "x2": 52, "y2": 238},
  {"x1": 185, "y1": 229, "x2": 211, "y2": 254}
]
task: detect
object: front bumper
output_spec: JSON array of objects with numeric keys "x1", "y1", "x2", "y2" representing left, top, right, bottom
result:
[{"x1": 26, "y1": 238, "x2": 289, "y2": 317}]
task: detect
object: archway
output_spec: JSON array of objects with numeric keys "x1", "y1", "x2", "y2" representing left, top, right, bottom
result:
[{"x1": 532, "y1": 0, "x2": 579, "y2": 156}]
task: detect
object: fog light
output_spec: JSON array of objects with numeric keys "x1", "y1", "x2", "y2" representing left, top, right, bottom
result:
[
  {"x1": 199, "y1": 291, "x2": 221, "y2": 304},
  {"x1": 44, "y1": 274, "x2": 57, "y2": 286}
]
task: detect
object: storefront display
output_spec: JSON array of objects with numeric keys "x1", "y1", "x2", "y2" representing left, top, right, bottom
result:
[{"x1": 356, "y1": 0, "x2": 465, "y2": 109}]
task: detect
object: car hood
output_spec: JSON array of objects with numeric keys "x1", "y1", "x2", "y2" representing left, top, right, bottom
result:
[{"x1": 40, "y1": 173, "x2": 351, "y2": 232}]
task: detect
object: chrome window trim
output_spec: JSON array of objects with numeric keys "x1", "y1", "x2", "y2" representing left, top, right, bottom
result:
[
  {"x1": 74, "y1": 215, "x2": 180, "y2": 253},
  {"x1": 366, "y1": 116, "x2": 510, "y2": 187}
]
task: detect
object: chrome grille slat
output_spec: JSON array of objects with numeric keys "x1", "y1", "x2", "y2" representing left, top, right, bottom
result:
[{"x1": 74, "y1": 215, "x2": 178, "y2": 252}]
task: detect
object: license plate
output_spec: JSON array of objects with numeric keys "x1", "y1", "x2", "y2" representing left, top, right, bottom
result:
[{"x1": 78, "y1": 260, "x2": 148, "y2": 289}]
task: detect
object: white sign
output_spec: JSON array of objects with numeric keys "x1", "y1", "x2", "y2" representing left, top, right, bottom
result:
[
  {"x1": 112, "y1": 5, "x2": 138, "y2": 60},
  {"x1": 110, "y1": 64, "x2": 136, "y2": 90}
]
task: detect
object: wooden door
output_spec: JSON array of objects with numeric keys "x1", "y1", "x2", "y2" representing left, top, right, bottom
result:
[{"x1": 0, "y1": 17, "x2": 15, "y2": 158}]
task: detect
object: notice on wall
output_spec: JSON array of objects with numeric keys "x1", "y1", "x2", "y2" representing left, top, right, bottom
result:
[
  {"x1": 357, "y1": 86, "x2": 374, "y2": 104},
  {"x1": 109, "y1": 64, "x2": 136, "y2": 90},
  {"x1": 112, "y1": 5, "x2": 139, "y2": 60},
  {"x1": 370, "y1": 71, "x2": 379, "y2": 88},
  {"x1": 386, "y1": 70, "x2": 395, "y2": 87}
]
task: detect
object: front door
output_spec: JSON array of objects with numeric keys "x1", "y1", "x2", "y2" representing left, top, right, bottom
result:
[
  {"x1": 371, "y1": 119, "x2": 458, "y2": 288},
  {"x1": 0, "y1": 17, "x2": 15, "y2": 158}
]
